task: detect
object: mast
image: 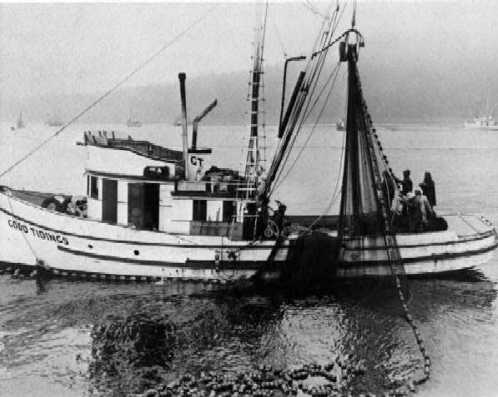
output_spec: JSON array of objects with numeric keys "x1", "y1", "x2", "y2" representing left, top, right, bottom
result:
[
  {"x1": 244, "y1": 3, "x2": 268, "y2": 195},
  {"x1": 337, "y1": 34, "x2": 395, "y2": 239}
]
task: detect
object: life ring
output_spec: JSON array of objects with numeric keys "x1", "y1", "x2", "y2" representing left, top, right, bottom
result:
[{"x1": 264, "y1": 220, "x2": 279, "y2": 239}]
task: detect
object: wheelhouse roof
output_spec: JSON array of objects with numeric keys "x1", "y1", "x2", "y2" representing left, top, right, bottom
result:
[{"x1": 83, "y1": 131, "x2": 183, "y2": 163}]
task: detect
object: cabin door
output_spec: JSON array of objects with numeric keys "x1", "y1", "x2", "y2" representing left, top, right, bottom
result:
[
  {"x1": 102, "y1": 178, "x2": 118, "y2": 224},
  {"x1": 143, "y1": 183, "x2": 159, "y2": 230},
  {"x1": 127, "y1": 183, "x2": 159, "y2": 230}
]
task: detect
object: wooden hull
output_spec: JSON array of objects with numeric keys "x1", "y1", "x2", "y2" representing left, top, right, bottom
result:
[{"x1": 0, "y1": 189, "x2": 497, "y2": 281}]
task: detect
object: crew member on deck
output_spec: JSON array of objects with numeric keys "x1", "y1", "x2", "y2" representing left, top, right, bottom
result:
[
  {"x1": 419, "y1": 171, "x2": 436, "y2": 207},
  {"x1": 413, "y1": 189, "x2": 435, "y2": 232},
  {"x1": 273, "y1": 201, "x2": 287, "y2": 233},
  {"x1": 400, "y1": 169, "x2": 413, "y2": 195}
]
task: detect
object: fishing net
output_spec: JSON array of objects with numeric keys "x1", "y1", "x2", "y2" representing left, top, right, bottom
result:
[
  {"x1": 338, "y1": 43, "x2": 409, "y2": 298},
  {"x1": 339, "y1": 44, "x2": 397, "y2": 238}
]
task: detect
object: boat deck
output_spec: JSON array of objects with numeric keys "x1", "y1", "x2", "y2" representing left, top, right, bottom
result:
[
  {"x1": 444, "y1": 214, "x2": 494, "y2": 236},
  {"x1": 6, "y1": 188, "x2": 495, "y2": 239},
  {"x1": 8, "y1": 188, "x2": 339, "y2": 229}
]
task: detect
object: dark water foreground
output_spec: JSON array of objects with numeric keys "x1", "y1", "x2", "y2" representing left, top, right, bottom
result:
[{"x1": 1, "y1": 264, "x2": 498, "y2": 397}]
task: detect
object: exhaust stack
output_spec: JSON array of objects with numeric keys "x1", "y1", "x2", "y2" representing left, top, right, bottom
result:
[{"x1": 178, "y1": 73, "x2": 189, "y2": 179}]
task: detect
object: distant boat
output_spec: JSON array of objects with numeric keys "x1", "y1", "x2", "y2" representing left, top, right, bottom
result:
[
  {"x1": 46, "y1": 114, "x2": 64, "y2": 127},
  {"x1": 126, "y1": 110, "x2": 142, "y2": 127},
  {"x1": 336, "y1": 119, "x2": 345, "y2": 131},
  {"x1": 15, "y1": 112, "x2": 26, "y2": 129},
  {"x1": 126, "y1": 118, "x2": 142, "y2": 128},
  {"x1": 464, "y1": 116, "x2": 498, "y2": 131},
  {"x1": 173, "y1": 115, "x2": 192, "y2": 126}
]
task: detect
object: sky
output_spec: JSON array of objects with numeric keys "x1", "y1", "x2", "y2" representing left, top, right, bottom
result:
[{"x1": 1, "y1": 1, "x2": 498, "y2": 110}]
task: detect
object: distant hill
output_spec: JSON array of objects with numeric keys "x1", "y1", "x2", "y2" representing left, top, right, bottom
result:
[{"x1": 2, "y1": 59, "x2": 497, "y2": 125}]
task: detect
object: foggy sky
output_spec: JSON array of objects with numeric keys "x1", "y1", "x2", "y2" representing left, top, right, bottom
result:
[{"x1": 1, "y1": 1, "x2": 498, "y2": 115}]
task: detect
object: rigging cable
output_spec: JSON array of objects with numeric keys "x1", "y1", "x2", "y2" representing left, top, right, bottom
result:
[
  {"x1": 306, "y1": 121, "x2": 346, "y2": 230},
  {"x1": 269, "y1": 8, "x2": 336, "y2": 181},
  {"x1": 269, "y1": 5, "x2": 346, "y2": 196},
  {"x1": 351, "y1": 0, "x2": 357, "y2": 28},
  {"x1": 302, "y1": 0, "x2": 329, "y2": 19},
  {"x1": 303, "y1": 63, "x2": 350, "y2": 230},
  {"x1": 0, "y1": 5, "x2": 219, "y2": 180},
  {"x1": 270, "y1": 1, "x2": 346, "y2": 186},
  {"x1": 271, "y1": 61, "x2": 342, "y2": 195},
  {"x1": 272, "y1": 18, "x2": 288, "y2": 58}
]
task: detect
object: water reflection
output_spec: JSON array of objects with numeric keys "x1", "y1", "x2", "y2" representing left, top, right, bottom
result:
[{"x1": 0, "y1": 274, "x2": 496, "y2": 396}]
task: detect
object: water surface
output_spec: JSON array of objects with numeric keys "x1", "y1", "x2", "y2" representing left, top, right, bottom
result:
[{"x1": 1, "y1": 122, "x2": 498, "y2": 396}]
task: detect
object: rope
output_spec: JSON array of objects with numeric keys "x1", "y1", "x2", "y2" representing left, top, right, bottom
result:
[
  {"x1": 272, "y1": 20, "x2": 288, "y2": 58},
  {"x1": 268, "y1": 2, "x2": 350, "y2": 198},
  {"x1": 271, "y1": 61, "x2": 342, "y2": 194},
  {"x1": 0, "y1": 5, "x2": 218, "y2": 180},
  {"x1": 302, "y1": 0, "x2": 328, "y2": 19},
  {"x1": 394, "y1": 274, "x2": 431, "y2": 386},
  {"x1": 350, "y1": 54, "x2": 431, "y2": 388},
  {"x1": 268, "y1": 38, "x2": 336, "y2": 195},
  {"x1": 306, "y1": 122, "x2": 346, "y2": 230},
  {"x1": 351, "y1": 0, "x2": 357, "y2": 28}
]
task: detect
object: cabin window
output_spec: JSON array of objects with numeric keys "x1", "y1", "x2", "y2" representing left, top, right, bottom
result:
[
  {"x1": 223, "y1": 201, "x2": 236, "y2": 223},
  {"x1": 90, "y1": 176, "x2": 99, "y2": 199},
  {"x1": 144, "y1": 166, "x2": 170, "y2": 180},
  {"x1": 192, "y1": 200, "x2": 207, "y2": 221}
]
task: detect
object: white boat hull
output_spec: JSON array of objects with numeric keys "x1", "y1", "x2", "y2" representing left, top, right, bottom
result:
[
  {"x1": 335, "y1": 215, "x2": 497, "y2": 277},
  {"x1": 0, "y1": 190, "x2": 288, "y2": 281},
  {"x1": 0, "y1": 189, "x2": 496, "y2": 280}
]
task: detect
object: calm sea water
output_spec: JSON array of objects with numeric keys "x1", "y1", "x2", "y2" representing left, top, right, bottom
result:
[{"x1": 1, "y1": 122, "x2": 498, "y2": 396}]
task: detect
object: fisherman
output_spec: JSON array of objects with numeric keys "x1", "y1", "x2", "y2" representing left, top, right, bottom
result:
[
  {"x1": 66, "y1": 196, "x2": 87, "y2": 218},
  {"x1": 419, "y1": 171, "x2": 436, "y2": 207},
  {"x1": 413, "y1": 189, "x2": 435, "y2": 232},
  {"x1": 390, "y1": 189, "x2": 405, "y2": 232},
  {"x1": 255, "y1": 194, "x2": 269, "y2": 239},
  {"x1": 273, "y1": 200, "x2": 287, "y2": 234},
  {"x1": 405, "y1": 192, "x2": 418, "y2": 232},
  {"x1": 400, "y1": 169, "x2": 413, "y2": 195}
]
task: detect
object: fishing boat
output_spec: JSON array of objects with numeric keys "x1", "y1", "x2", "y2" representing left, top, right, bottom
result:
[
  {"x1": 126, "y1": 110, "x2": 143, "y2": 128},
  {"x1": 15, "y1": 112, "x2": 26, "y2": 130},
  {"x1": 0, "y1": 9, "x2": 287, "y2": 282},
  {"x1": 46, "y1": 114, "x2": 64, "y2": 127},
  {"x1": 464, "y1": 116, "x2": 498, "y2": 131},
  {"x1": 0, "y1": 8, "x2": 496, "y2": 281},
  {"x1": 336, "y1": 119, "x2": 345, "y2": 131}
]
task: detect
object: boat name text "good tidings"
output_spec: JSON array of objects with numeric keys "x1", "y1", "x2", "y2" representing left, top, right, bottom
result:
[{"x1": 8, "y1": 219, "x2": 69, "y2": 245}]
